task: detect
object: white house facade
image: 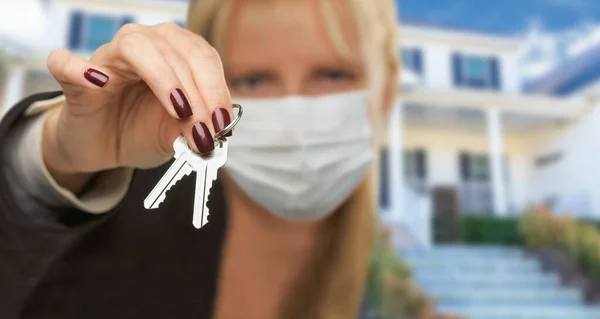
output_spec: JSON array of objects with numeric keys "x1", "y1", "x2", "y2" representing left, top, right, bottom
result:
[{"x1": 382, "y1": 25, "x2": 593, "y2": 246}]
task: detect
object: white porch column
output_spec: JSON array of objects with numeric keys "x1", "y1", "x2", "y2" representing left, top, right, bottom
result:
[
  {"x1": 486, "y1": 108, "x2": 507, "y2": 216},
  {"x1": 388, "y1": 102, "x2": 404, "y2": 220},
  {"x1": 3, "y1": 66, "x2": 26, "y2": 112}
]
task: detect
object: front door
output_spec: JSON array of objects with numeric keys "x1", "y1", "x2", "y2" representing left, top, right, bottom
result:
[{"x1": 432, "y1": 186, "x2": 461, "y2": 243}]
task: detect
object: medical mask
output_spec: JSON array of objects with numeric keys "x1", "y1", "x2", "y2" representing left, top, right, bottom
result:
[{"x1": 226, "y1": 90, "x2": 374, "y2": 221}]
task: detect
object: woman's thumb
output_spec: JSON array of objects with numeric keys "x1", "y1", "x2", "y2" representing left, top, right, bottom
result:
[{"x1": 47, "y1": 48, "x2": 110, "y2": 101}]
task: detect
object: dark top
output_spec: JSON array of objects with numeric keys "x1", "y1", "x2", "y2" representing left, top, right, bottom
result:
[{"x1": 0, "y1": 92, "x2": 227, "y2": 319}]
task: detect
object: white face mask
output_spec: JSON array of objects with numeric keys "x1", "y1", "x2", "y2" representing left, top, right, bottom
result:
[{"x1": 226, "y1": 90, "x2": 374, "y2": 221}]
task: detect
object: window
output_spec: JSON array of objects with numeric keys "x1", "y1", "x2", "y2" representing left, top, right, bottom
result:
[
  {"x1": 404, "y1": 151, "x2": 418, "y2": 179},
  {"x1": 381, "y1": 148, "x2": 427, "y2": 207},
  {"x1": 534, "y1": 151, "x2": 562, "y2": 168},
  {"x1": 401, "y1": 48, "x2": 423, "y2": 74},
  {"x1": 459, "y1": 152, "x2": 510, "y2": 214},
  {"x1": 460, "y1": 153, "x2": 490, "y2": 182},
  {"x1": 404, "y1": 149, "x2": 427, "y2": 180},
  {"x1": 404, "y1": 149, "x2": 427, "y2": 193},
  {"x1": 460, "y1": 152, "x2": 511, "y2": 182},
  {"x1": 452, "y1": 53, "x2": 501, "y2": 90},
  {"x1": 470, "y1": 155, "x2": 490, "y2": 181},
  {"x1": 68, "y1": 11, "x2": 134, "y2": 52},
  {"x1": 463, "y1": 56, "x2": 490, "y2": 86},
  {"x1": 85, "y1": 15, "x2": 120, "y2": 52},
  {"x1": 459, "y1": 153, "x2": 492, "y2": 215}
]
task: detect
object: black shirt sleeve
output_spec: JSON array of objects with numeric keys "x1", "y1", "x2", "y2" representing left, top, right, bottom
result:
[{"x1": 0, "y1": 92, "x2": 112, "y2": 315}]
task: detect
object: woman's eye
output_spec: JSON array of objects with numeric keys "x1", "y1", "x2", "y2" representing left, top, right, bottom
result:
[
  {"x1": 231, "y1": 75, "x2": 269, "y2": 91},
  {"x1": 318, "y1": 70, "x2": 355, "y2": 82}
]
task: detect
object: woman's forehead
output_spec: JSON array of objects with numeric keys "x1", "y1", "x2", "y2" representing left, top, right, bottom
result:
[{"x1": 220, "y1": 0, "x2": 362, "y2": 68}]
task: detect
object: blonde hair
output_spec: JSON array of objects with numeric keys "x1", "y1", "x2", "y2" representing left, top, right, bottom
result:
[{"x1": 187, "y1": 0, "x2": 399, "y2": 318}]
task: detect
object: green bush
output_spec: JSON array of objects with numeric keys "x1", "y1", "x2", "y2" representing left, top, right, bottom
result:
[
  {"x1": 461, "y1": 216, "x2": 524, "y2": 246},
  {"x1": 432, "y1": 214, "x2": 524, "y2": 245}
]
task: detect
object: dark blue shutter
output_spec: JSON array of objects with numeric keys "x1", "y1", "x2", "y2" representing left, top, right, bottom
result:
[
  {"x1": 68, "y1": 11, "x2": 84, "y2": 50},
  {"x1": 416, "y1": 149, "x2": 427, "y2": 179},
  {"x1": 489, "y1": 57, "x2": 501, "y2": 90},
  {"x1": 379, "y1": 148, "x2": 390, "y2": 209},
  {"x1": 121, "y1": 15, "x2": 135, "y2": 27},
  {"x1": 452, "y1": 53, "x2": 463, "y2": 87},
  {"x1": 413, "y1": 49, "x2": 423, "y2": 74},
  {"x1": 460, "y1": 152, "x2": 470, "y2": 181}
]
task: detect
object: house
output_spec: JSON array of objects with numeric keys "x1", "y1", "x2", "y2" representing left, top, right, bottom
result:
[
  {"x1": 1, "y1": 0, "x2": 188, "y2": 111},
  {"x1": 1, "y1": 0, "x2": 596, "y2": 248},
  {"x1": 381, "y1": 24, "x2": 590, "y2": 246}
]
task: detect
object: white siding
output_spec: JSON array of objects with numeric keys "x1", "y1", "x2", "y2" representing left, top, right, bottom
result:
[
  {"x1": 500, "y1": 53, "x2": 521, "y2": 93},
  {"x1": 421, "y1": 42, "x2": 452, "y2": 90},
  {"x1": 526, "y1": 104, "x2": 600, "y2": 218}
]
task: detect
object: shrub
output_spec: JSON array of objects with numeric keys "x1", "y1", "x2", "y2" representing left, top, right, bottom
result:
[
  {"x1": 551, "y1": 215, "x2": 577, "y2": 251},
  {"x1": 381, "y1": 272, "x2": 430, "y2": 319},
  {"x1": 576, "y1": 224, "x2": 600, "y2": 277},
  {"x1": 461, "y1": 216, "x2": 523, "y2": 245},
  {"x1": 519, "y1": 208, "x2": 600, "y2": 285},
  {"x1": 519, "y1": 206, "x2": 554, "y2": 249},
  {"x1": 365, "y1": 227, "x2": 438, "y2": 319}
]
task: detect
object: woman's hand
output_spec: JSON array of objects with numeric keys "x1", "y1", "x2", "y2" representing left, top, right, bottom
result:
[{"x1": 42, "y1": 23, "x2": 232, "y2": 191}]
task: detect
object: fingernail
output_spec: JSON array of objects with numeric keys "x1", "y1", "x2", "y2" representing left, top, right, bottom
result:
[
  {"x1": 84, "y1": 68, "x2": 108, "y2": 87},
  {"x1": 192, "y1": 122, "x2": 215, "y2": 154},
  {"x1": 212, "y1": 108, "x2": 232, "y2": 137},
  {"x1": 170, "y1": 88, "x2": 193, "y2": 119}
]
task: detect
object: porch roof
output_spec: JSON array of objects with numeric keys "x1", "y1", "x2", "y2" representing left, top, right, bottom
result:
[{"x1": 400, "y1": 87, "x2": 587, "y2": 119}]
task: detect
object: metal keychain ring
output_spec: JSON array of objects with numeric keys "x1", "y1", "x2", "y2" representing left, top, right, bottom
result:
[{"x1": 214, "y1": 104, "x2": 243, "y2": 140}]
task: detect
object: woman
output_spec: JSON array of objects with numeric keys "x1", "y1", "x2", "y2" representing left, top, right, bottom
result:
[{"x1": 0, "y1": 0, "x2": 399, "y2": 318}]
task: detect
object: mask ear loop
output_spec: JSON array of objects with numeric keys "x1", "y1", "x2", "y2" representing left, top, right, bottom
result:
[{"x1": 214, "y1": 104, "x2": 243, "y2": 141}]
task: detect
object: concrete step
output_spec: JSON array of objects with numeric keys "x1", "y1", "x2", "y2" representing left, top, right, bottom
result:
[
  {"x1": 403, "y1": 246, "x2": 596, "y2": 318},
  {"x1": 402, "y1": 253, "x2": 529, "y2": 263},
  {"x1": 414, "y1": 272, "x2": 560, "y2": 290},
  {"x1": 403, "y1": 254, "x2": 537, "y2": 266},
  {"x1": 405, "y1": 260, "x2": 540, "y2": 274},
  {"x1": 428, "y1": 287, "x2": 582, "y2": 307},
  {"x1": 438, "y1": 305, "x2": 600, "y2": 319},
  {"x1": 401, "y1": 246, "x2": 524, "y2": 259}
]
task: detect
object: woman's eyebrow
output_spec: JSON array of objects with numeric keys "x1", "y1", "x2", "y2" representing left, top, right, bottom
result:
[
  {"x1": 226, "y1": 67, "x2": 274, "y2": 78},
  {"x1": 313, "y1": 59, "x2": 363, "y2": 73}
]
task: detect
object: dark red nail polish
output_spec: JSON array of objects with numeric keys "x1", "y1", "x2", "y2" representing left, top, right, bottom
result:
[
  {"x1": 84, "y1": 68, "x2": 109, "y2": 87},
  {"x1": 170, "y1": 89, "x2": 193, "y2": 118},
  {"x1": 192, "y1": 122, "x2": 215, "y2": 154},
  {"x1": 212, "y1": 108, "x2": 232, "y2": 137}
]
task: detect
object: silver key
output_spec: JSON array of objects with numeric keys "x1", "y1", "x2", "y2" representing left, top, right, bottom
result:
[
  {"x1": 143, "y1": 136, "x2": 194, "y2": 210},
  {"x1": 143, "y1": 136, "x2": 228, "y2": 229},
  {"x1": 143, "y1": 104, "x2": 242, "y2": 229},
  {"x1": 192, "y1": 140, "x2": 228, "y2": 229}
]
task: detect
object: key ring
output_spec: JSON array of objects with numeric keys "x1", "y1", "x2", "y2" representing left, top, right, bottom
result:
[{"x1": 214, "y1": 104, "x2": 243, "y2": 141}]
